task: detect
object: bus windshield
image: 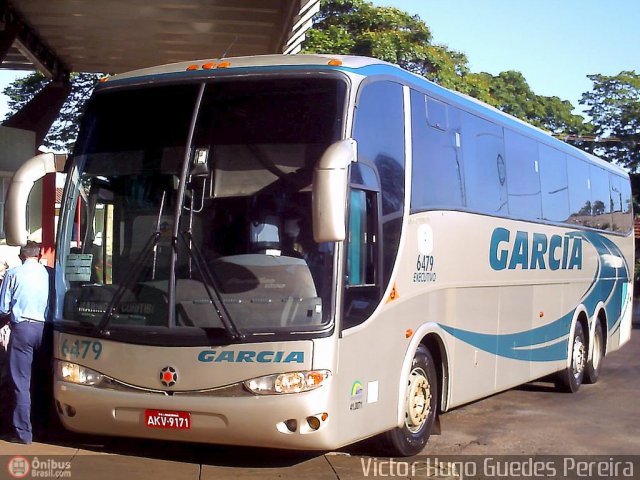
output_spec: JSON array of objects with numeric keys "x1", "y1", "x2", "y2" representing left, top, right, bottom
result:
[{"x1": 57, "y1": 76, "x2": 346, "y2": 345}]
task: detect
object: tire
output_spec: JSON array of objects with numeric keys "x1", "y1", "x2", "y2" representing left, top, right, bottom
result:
[
  {"x1": 380, "y1": 345, "x2": 438, "y2": 457},
  {"x1": 555, "y1": 321, "x2": 587, "y2": 393},
  {"x1": 584, "y1": 320, "x2": 605, "y2": 384}
]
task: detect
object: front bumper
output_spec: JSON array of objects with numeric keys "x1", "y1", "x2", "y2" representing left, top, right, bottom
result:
[{"x1": 54, "y1": 379, "x2": 338, "y2": 450}]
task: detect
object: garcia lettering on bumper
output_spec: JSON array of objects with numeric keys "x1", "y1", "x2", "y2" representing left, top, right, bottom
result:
[{"x1": 197, "y1": 350, "x2": 304, "y2": 363}]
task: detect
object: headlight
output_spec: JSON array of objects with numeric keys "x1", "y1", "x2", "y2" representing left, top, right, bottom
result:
[
  {"x1": 244, "y1": 370, "x2": 331, "y2": 395},
  {"x1": 56, "y1": 360, "x2": 104, "y2": 386}
]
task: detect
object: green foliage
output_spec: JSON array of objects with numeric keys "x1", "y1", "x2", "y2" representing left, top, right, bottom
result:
[
  {"x1": 3, "y1": 71, "x2": 103, "y2": 152},
  {"x1": 477, "y1": 70, "x2": 587, "y2": 134},
  {"x1": 303, "y1": 0, "x2": 433, "y2": 72},
  {"x1": 580, "y1": 71, "x2": 640, "y2": 171},
  {"x1": 3, "y1": 72, "x2": 48, "y2": 111},
  {"x1": 303, "y1": 0, "x2": 586, "y2": 136}
]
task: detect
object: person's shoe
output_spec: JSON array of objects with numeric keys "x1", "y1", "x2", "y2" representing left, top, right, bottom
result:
[{"x1": 3, "y1": 434, "x2": 31, "y2": 444}]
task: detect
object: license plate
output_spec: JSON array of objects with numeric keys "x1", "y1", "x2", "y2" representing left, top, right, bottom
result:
[{"x1": 144, "y1": 409, "x2": 191, "y2": 430}]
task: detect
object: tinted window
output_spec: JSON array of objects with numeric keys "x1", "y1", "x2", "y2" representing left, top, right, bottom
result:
[
  {"x1": 609, "y1": 174, "x2": 633, "y2": 233},
  {"x1": 426, "y1": 96, "x2": 448, "y2": 130},
  {"x1": 78, "y1": 84, "x2": 199, "y2": 173},
  {"x1": 354, "y1": 81, "x2": 405, "y2": 216},
  {"x1": 539, "y1": 144, "x2": 570, "y2": 223},
  {"x1": 462, "y1": 113, "x2": 507, "y2": 214},
  {"x1": 353, "y1": 80, "x2": 405, "y2": 288},
  {"x1": 566, "y1": 156, "x2": 591, "y2": 227},
  {"x1": 350, "y1": 163, "x2": 379, "y2": 190},
  {"x1": 196, "y1": 77, "x2": 345, "y2": 145},
  {"x1": 346, "y1": 189, "x2": 377, "y2": 287},
  {"x1": 343, "y1": 187, "x2": 380, "y2": 329},
  {"x1": 588, "y1": 166, "x2": 611, "y2": 230},
  {"x1": 411, "y1": 90, "x2": 464, "y2": 209},
  {"x1": 610, "y1": 174, "x2": 633, "y2": 234},
  {"x1": 504, "y1": 129, "x2": 542, "y2": 220}
]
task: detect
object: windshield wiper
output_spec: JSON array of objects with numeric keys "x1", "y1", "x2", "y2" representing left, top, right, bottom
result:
[
  {"x1": 94, "y1": 230, "x2": 160, "y2": 335},
  {"x1": 94, "y1": 186, "x2": 170, "y2": 335},
  {"x1": 179, "y1": 231, "x2": 244, "y2": 341}
]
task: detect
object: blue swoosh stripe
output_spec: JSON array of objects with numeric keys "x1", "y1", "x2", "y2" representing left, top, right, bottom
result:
[{"x1": 441, "y1": 231, "x2": 630, "y2": 362}]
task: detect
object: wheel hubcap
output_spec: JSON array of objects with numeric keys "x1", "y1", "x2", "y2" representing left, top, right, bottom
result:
[
  {"x1": 572, "y1": 335, "x2": 586, "y2": 380},
  {"x1": 405, "y1": 367, "x2": 431, "y2": 433}
]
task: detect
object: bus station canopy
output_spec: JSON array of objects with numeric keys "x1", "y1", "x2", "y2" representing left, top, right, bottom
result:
[{"x1": 0, "y1": 0, "x2": 320, "y2": 78}]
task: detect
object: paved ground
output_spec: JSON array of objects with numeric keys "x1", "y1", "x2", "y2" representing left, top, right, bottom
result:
[{"x1": 1, "y1": 324, "x2": 639, "y2": 479}]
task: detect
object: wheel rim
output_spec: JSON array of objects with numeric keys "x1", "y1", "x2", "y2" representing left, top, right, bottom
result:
[
  {"x1": 592, "y1": 329, "x2": 602, "y2": 371},
  {"x1": 405, "y1": 367, "x2": 432, "y2": 433},
  {"x1": 572, "y1": 334, "x2": 586, "y2": 380}
]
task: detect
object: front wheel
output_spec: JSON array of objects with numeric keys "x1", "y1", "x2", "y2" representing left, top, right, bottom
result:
[
  {"x1": 380, "y1": 345, "x2": 438, "y2": 456},
  {"x1": 555, "y1": 321, "x2": 586, "y2": 393}
]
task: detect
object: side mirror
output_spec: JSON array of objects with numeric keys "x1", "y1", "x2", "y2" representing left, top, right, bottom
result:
[
  {"x1": 5, "y1": 153, "x2": 65, "y2": 246},
  {"x1": 312, "y1": 139, "x2": 357, "y2": 242}
]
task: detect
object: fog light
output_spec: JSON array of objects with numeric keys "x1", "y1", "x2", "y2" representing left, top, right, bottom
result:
[
  {"x1": 306, "y1": 416, "x2": 321, "y2": 431},
  {"x1": 65, "y1": 405, "x2": 76, "y2": 417},
  {"x1": 284, "y1": 419, "x2": 297, "y2": 432}
]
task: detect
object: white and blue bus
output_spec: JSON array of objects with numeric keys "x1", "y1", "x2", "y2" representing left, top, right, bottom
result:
[{"x1": 5, "y1": 55, "x2": 633, "y2": 456}]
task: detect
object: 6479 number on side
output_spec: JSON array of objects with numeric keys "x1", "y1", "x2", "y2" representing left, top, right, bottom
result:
[{"x1": 413, "y1": 255, "x2": 437, "y2": 283}]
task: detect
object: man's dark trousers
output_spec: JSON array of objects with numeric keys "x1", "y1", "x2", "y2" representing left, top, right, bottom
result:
[{"x1": 8, "y1": 320, "x2": 45, "y2": 443}]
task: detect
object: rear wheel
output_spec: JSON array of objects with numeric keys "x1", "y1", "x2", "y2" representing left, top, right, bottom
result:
[
  {"x1": 584, "y1": 320, "x2": 605, "y2": 384},
  {"x1": 556, "y1": 321, "x2": 586, "y2": 393},
  {"x1": 380, "y1": 345, "x2": 438, "y2": 456}
]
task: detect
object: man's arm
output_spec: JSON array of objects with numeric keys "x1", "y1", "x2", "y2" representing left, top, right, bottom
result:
[{"x1": 0, "y1": 270, "x2": 13, "y2": 322}]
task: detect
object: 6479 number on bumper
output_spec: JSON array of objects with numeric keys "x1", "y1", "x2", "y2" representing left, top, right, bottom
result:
[{"x1": 145, "y1": 409, "x2": 191, "y2": 430}]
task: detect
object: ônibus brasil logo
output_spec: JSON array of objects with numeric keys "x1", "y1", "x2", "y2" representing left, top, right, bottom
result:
[
  {"x1": 7, "y1": 456, "x2": 30, "y2": 479},
  {"x1": 7, "y1": 456, "x2": 72, "y2": 478}
]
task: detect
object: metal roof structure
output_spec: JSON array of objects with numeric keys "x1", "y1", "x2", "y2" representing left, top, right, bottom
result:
[
  {"x1": 0, "y1": 0, "x2": 321, "y2": 259},
  {"x1": 0, "y1": 0, "x2": 320, "y2": 145},
  {"x1": 0, "y1": 0, "x2": 320, "y2": 78}
]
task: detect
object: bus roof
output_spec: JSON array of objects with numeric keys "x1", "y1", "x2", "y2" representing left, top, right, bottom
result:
[{"x1": 104, "y1": 54, "x2": 388, "y2": 82}]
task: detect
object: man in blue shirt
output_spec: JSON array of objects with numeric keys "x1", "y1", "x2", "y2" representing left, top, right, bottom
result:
[{"x1": 0, "y1": 241, "x2": 51, "y2": 444}]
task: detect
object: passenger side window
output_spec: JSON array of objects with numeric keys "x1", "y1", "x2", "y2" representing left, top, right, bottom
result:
[
  {"x1": 610, "y1": 174, "x2": 633, "y2": 234},
  {"x1": 567, "y1": 156, "x2": 591, "y2": 227},
  {"x1": 410, "y1": 90, "x2": 464, "y2": 210},
  {"x1": 462, "y1": 112, "x2": 507, "y2": 214},
  {"x1": 588, "y1": 166, "x2": 612, "y2": 230},
  {"x1": 539, "y1": 144, "x2": 570, "y2": 223},
  {"x1": 504, "y1": 129, "x2": 542, "y2": 220}
]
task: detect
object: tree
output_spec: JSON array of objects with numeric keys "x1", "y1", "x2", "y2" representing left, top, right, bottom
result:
[
  {"x1": 302, "y1": 0, "x2": 432, "y2": 67},
  {"x1": 478, "y1": 70, "x2": 586, "y2": 134},
  {"x1": 579, "y1": 71, "x2": 640, "y2": 171},
  {"x1": 301, "y1": 0, "x2": 470, "y2": 88},
  {"x1": 302, "y1": 0, "x2": 586, "y2": 136},
  {"x1": 3, "y1": 72, "x2": 103, "y2": 152}
]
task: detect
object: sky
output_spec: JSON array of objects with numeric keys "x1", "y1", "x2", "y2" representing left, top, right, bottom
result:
[
  {"x1": 370, "y1": 0, "x2": 640, "y2": 114},
  {"x1": 0, "y1": 1, "x2": 638, "y2": 119}
]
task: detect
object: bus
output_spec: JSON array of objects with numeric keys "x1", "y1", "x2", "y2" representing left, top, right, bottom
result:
[{"x1": 5, "y1": 54, "x2": 633, "y2": 456}]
